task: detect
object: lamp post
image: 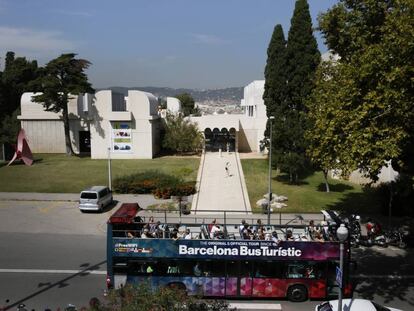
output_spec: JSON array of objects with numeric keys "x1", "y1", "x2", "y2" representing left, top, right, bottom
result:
[
  {"x1": 107, "y1": 147, "x2": 112, "y2": 191},
  {"x1": 336, "y1": 223, "x2": 349, "y2": 311},
  {"x1": 267, "y1": 116, "x2": 275, "y2": 226}
]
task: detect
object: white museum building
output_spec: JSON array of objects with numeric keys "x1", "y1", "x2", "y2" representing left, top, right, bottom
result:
[{"x1": 18, "y1": 80, "x2": 268, "y2": 159}]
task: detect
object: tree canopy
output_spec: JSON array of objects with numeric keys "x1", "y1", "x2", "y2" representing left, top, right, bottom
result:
[
  {"x1": 0, "y1": 52, "x2": 38, "y2": 122},
  {"x1": 0, "y1": 51, "x2": 39, "y2": 146},
  {"x1": 32, "y1": 53, "x2": 94, "y2": 155},
  {"x1": 263, "y1": 0, "x2": 320, "y2": 183},
  {"x1": 312, "y1": 0, "x2": 414, "y2": 180},
  {"x1": 162, "y1": 112, "x2": 203, "y2": 154},
  {"x1": 175, "y1": 92, "x2": 197, "y2": 116}
]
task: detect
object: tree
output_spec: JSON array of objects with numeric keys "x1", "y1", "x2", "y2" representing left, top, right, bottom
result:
[
  {"x1": 32, "y1": 53, "x2": 94, "y2": 156},
  {"x1": 96, "y1": 283, "x2": 232, "y2": 311},
  {"x1": 0, "y1": 108, "x2": 21, "y2": 146},
  {"x1": 162, "y1": 112, "x2": 203, "y2": 154},
  {"x1": 0, "y1": 51, "x2": 38, "y2": 124},
  {"x1": 267, "y1": 0, "x2": 320, "y2": 183},
  {"x1": 263, "y1": 24, "x2": 287, "y2": 120},
  {"x1": 175, "y1": 92, "x2": 196, "y2": 116},
  {"x1": 306, "y1": 60, "x2": 348, "y2": 192},
  {"x1": 316, "y1": 0, "x2": 414, "y2": 180}
]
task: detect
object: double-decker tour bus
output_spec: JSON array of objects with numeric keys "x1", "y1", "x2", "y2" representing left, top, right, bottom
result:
[{"x1": 106, "y1": 204, "x2": 354, "y2": 302}]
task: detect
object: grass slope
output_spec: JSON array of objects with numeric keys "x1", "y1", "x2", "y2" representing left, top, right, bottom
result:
[
  {"x1": 242, "y1": 159, "x2": 382, "y2": 214},
  {"x1": 0, "y1": 154, "x2": 200, "y2": 193}
]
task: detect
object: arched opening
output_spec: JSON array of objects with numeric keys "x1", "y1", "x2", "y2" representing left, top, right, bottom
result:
[{"x1": 203, "y1": 127, "x2": 236, "y2": 152}]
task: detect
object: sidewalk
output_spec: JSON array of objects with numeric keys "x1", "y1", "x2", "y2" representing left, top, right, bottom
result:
[
  {"x1": 192, "y1": 151, "x2": 251, "y2": 213},
  {"x1": 0, "y1": 192, "x2": 169, "y2": 209}
]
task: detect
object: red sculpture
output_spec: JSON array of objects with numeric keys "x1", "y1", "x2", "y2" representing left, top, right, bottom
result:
[{"x1": 7, "y1": 129, "x2": 34, "y2": 166}]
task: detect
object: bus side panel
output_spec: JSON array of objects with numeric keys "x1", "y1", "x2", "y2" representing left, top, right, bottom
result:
[
  {"x1": 225, "y1": 277, "x2": 238, "y2": 296},
  {"x1": 202, "y1": 277, "x2": 225, "y2": 296},
  {"x1": 308, "y1": 279, "x2": 326, "y2": 299},
  {"x1": 252, "y1": 278, "x2": 286, "y2": 298},
  {"x1": 240, "y1": 277, "x2": 253, "y2": 296}
]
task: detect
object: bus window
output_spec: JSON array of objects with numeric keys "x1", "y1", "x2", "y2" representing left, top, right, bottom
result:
[
  {"x1": 128, "y1": 261, "x2": 155, "y2": 275},
  {"x1": 226, "y1": 261, "x2": 238, "y2": 277},
  {"x1": 240, "y1": 261, "x2": 253, "y2": 277},
  {"x1": 254, "y1": 261, "x2": 283, "y2": 278},
  {"x1": 286, "y1": 262, "x2": 306, "y2": 278},
  {"x1": 203, "y1": 261, "x2": 225, "y2": 277}
]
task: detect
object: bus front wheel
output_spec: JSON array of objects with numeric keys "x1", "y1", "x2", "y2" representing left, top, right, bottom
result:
[{"x1": 287, "y1": 285, "x2": 308, "y2": 302}]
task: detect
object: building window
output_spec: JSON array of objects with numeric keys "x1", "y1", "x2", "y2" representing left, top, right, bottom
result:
[{"x1": 112, "y1": 92, "x2": 126, "y2": 111}]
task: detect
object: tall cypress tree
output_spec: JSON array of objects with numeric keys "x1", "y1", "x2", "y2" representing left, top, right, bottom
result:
[
  {"x1": 280, "y1": 0, "x2": 320, "y2": 182},
  {"x1": 263, "y1": 24, "x2": 287, "y2": 120}
]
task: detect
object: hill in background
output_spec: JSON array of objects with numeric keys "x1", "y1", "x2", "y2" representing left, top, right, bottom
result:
[{"x1": 101, "y1": 86, "x2": 244, "y2": 115}]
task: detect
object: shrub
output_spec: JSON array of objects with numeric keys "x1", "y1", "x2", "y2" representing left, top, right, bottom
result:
[
  {"x1": 92, "y1": 283, "x2": 233, "y2": 311},
  {"x1": 113, "y1": 170, "x2": 196, "y2": 199}
]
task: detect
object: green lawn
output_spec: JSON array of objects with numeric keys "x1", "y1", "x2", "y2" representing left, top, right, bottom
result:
[
  {"x1": 241, "y1": 159, "x2": 382, "y2": 214},
  {"x1": 0, "y1": 154, "x2": 200, "y2": 193}
]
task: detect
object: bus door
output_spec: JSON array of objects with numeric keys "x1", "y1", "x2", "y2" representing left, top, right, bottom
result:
[
  {"x1": 201, "y1": 260, "x2": 226, "y2": 297},
  {"x1": 225, "y1": 261, "x2": 253, "y2": 297},
  {"x1": 240, "y1": 261, "x2": 254, "y2": 297}
]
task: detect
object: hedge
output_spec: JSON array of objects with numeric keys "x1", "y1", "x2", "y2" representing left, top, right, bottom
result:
[{"x1": 113, "y1": 170, "x2": 196, "y2": 199}]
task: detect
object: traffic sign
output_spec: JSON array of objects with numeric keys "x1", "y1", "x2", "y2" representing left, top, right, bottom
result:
[{"x1": 336, "y1": 266, "x2": 343, "y2": 288}]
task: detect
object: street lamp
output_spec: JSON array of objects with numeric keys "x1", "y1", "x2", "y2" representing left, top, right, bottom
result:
[
  {"x1": 107, "y1": 147, "x2": 112, "y2": 191},
  {"x1": 267, "y1": 116, "x2": 275, "y2": 226},
  {"x1": 336, "y1": 223, "x2": 349, "y2": 311}
]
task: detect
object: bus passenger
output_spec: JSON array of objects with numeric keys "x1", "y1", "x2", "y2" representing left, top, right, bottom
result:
[
  {"x1": 208, "y1": 219, "x2": 217, "y2": 233},
  {"x1": 304, "y1": 266, "x2": 314, "y2": 278},
  {"x1": 308, "y1": 220, "x2": 316, "y2": 239},
  {"x1": 210, "y1": 224, "x2": 221, "y2": 239},
  {"x1": 254, "y1": 219, "x2": 263, "y2": 233},
  {"x1": 239, "y1": 220, "x2": 247, "y2": 238},
  {"x1": 314, "y1": 231, "x2": 324, "y2": 242},
  {"x1": 193, "y1": 263, "x2": 202, "y2": 276},
  {"x1": 141, "y1": 228, "x2": 153, "y2": 239},
  {"x1": 286, "y1": 229, "x2": 294, "y2": 241},
  {"x1": 257, "y1": 228, "x2": 265, "y2": 240},
  {"x1": 242, "y1": 224, "x2": 250, "y2": 240},
  {"x1": 271, "y1": 231, "x2": 279, "y2": 243},
  {"x1": 171, "y1": 231, "x2": 179, "y2": 240},
  {"x1": 184, "y1": 229, "x2": 192, "y2": 239}
]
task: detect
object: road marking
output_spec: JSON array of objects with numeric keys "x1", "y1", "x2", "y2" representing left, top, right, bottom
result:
[
  {"x1": 354, "y1": 274, "x2": 414, "y2": 279},
  {"x1": 0, "y1": 268, "x2": 106, "y2": 275}
]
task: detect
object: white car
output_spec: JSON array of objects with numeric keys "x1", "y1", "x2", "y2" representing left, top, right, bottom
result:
[{"x1": 315, "y1": 299, "x2": 403, "y2": 311}]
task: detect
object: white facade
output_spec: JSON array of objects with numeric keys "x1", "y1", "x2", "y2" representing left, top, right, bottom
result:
[
  {"x1": 18, "y1": 90, "x2": 161, "y2": 159},
  {"x1": 18, "y1": 80, "x2": 268, "y2": 156}
]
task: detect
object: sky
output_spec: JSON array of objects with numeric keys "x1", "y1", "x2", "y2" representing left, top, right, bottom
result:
[{"x1": 0, "y1": 0, "x2": 338, "y2": 89}]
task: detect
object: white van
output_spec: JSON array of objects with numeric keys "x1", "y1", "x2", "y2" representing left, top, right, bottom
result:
[{"x1": 79, "y1": 186, "x2": 113, "y2": 212}]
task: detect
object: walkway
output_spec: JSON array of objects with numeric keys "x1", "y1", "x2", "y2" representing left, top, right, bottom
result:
[{"x1": 191, "y1": 151, "x2": 251, "y2": 213}]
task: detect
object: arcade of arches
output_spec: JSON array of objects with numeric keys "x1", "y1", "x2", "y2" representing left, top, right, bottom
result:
[{"x1": 204, "y1": 128, "x2": 236, "y2": 152}]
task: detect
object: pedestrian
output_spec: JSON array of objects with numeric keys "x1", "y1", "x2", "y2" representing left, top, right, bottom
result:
[{"x1": 225, "y1": 161, "x2": 230, "y2": 176}]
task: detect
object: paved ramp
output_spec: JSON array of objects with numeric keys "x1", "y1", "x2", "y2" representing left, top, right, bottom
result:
[{"x1": 192, "y1": 152, "x2": 251, "y2": 213}]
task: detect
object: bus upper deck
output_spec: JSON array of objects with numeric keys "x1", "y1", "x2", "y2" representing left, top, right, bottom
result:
[{"x1": 108, "y1": 203, "x2": 342, "y2": 244}]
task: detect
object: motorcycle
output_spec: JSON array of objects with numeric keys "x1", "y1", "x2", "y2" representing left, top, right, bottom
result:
[
  {"x1": 365, "y1": 219, "x2": 387, "y2": 247},
  {"x1": 384, "y1": 228, "x2": 407, "y2": 249},
  {"x1": 339, "y1": 213, "x2": 361, "y2": 247}
]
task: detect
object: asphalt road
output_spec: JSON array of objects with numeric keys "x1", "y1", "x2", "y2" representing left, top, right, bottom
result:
[{"x1": 0, "y1": 200, "x2": 413, "y2": 311}]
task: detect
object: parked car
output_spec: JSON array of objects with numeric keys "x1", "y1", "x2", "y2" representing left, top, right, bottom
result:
[
  {"x1": 315, "y1": 299, "x2": 402, "y2": 311},
  {"x1": 79, "y1": 186, "x2": 113, "y2": 212}
]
